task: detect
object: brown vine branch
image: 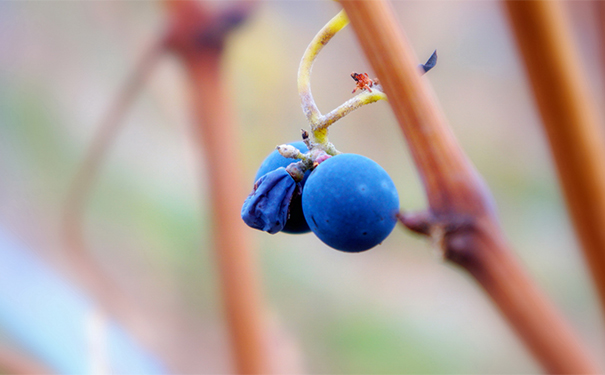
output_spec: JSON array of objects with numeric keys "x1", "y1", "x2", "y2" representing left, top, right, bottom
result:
[
  {"x1": 339, "y1": 0, "x2": 599, "y2": 373},
  {"x1": 166, "y1": 2, "x2": 270, "y2": 374},
  {"x1": 505, "y1": 0, "x2": 605, "y2": 318}
]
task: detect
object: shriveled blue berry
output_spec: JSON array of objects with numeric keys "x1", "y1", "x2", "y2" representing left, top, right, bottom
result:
[
  {"x1": 241, "y1": 168, "x2": 297, "y2": 234},
  {"x1": 253, "y1": 141, "x2": 311, "y2": 234}
]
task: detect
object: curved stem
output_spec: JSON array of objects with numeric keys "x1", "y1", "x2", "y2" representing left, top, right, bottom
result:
[
  {"x1": 298, "y1": 10, "x2": 387, "y2": 151},
  {"x1": 298, "y1": 10, "x2": 349, "y2": 128}
]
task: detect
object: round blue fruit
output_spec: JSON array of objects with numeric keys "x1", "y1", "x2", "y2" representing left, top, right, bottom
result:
[
  {"x1": 302, "y1": 154, "x2": 399, "y2": 252},
  {"x1": 254, "y1": 141, "x2": 310, "y2": 234}
]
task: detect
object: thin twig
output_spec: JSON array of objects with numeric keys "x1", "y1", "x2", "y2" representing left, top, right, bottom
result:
[
  {"x1": 340, "y1": 1, "x2": 599, "y2": 373},
  {"x1": 63, "y1": 39, "x2": 165, "y2": 329},
  {"x1": 505, "y1": 0, "x2": 605, "y2": 318}
]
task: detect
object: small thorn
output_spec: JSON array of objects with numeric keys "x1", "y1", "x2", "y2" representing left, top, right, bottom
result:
[{"x1": 397, "y1": 210, "x2": 433, "y2": 235}]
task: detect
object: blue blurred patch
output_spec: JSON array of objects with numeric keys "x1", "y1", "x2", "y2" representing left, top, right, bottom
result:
[{"x1": 0, "y1": 228, "x2": 165, "y2": 374}]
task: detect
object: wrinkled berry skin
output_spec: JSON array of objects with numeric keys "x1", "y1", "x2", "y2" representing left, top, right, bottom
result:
[
  {"x1": 242, "y1": 168, "x2": 297, "y2": 234},
  {"x1": 254, "y1": 141, "x2": 310, "y2": 234},
  {"x1": 302, "y1": 154, "x2": 399, "y2": 252}
]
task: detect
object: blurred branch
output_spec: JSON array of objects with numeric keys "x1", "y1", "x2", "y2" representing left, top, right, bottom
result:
[
  {"x1": 63, "y1": 38, "x2": 165, "y2": 341},
  {"x1": 0, "y1": 344, "x2": 52, "y2": 375},
  {"x1": 165, "y1": 2, "x2": 270, "y2": 374},
  {"x1": 505, "y1": 0, "x2": 605, "y2": 319},
  {"x1": 598, "y1": 1, "x2": 605, "y2": 96},
  {"x1": 339, "y1": 0, "x2": 599, "y2": 373}
]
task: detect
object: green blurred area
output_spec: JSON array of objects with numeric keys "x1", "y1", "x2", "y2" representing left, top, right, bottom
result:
[{"x1": 0, "y1": 1, "x2": 604, "y2": 373}]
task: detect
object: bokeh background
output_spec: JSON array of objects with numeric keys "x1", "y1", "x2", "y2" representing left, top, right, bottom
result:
[{"x1": 0, "y1": 1, "x2": 604, "y2": 373}]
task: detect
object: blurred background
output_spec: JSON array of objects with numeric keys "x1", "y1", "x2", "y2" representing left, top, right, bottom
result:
[{"x1": 0, "y1": 0, "x2": 604, "y2": 373}]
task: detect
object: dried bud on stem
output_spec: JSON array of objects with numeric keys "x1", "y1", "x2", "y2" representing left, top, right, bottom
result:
[{"x1": 277, "y1": 144, "x2": 304, "y2": 159}]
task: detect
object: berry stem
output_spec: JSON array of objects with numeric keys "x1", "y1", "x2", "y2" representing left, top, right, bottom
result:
[
  {"x1": 297, "y1": 10, "x2": 387, "y2": 151},
  {"x1": 318, "y1": 90, "x2": 387, "y2": 131},
  {"x1": 298, "y1": 10, "x2": 349, "y2": 128},
  {"x1": 341, "y1": 0, "x2": 599, "y2": 373}
]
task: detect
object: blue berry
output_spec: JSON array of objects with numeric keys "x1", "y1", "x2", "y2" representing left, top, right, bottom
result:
[
  {"x1": 302, "y1": 154, "x2": 399, "y2": 252},
  {"x1": 253, "y1": 141, "x2": 310, "y2": 234}
]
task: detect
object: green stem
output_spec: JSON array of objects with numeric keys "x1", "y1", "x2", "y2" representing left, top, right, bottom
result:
[
  {"x1": 297, "y1": 10, "x2": 387, "y2": 149},
  {"x1": 318, "y1": 90, "x2": 387, "y2": 130},
  {"x1": 298, "y1": 10, "x2": 348, "y2": 128}
]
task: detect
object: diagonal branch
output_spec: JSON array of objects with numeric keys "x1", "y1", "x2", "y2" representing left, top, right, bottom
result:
[
  {"x1": 63, "y1": 38, "x2": 166, "y2": 330},
  {"x1": 340, "y1": 1, "x2": 599, "y2": 373}
]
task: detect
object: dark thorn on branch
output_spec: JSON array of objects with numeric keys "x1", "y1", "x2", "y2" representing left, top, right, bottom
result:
[
  {"x1": 419, "y1": 50, "x2": 437, "y2": 74},
  {"x1": 399, "y1": 210, "x2": 475, "y2": 236},
  {"x1": 397, "y1": 211, "x2": 434, "y2": 235},
  {"x1": 399, "y1": 210, "x2": 481, "y2": 268},
  {"x1": 441, "y1": 218, "x2": 482, "y2": 270}
]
